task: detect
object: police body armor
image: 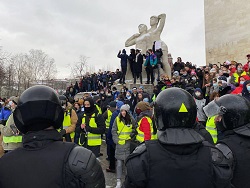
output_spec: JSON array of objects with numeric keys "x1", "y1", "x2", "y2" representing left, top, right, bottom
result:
[
  {"x1": 145, "y1": 140, "x2": 213, "y2": 188},
  {"x1": 0, "y1": 141, "x2": 74, "y2": 188},
  {"x1": 219, "y1": 130, "x2": 250, "y2": 188}
]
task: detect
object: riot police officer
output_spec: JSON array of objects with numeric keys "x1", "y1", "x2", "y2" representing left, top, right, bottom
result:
[
  {"x1": 0, "y1": 85, "x2": 105, "y2": 188},
  {"x1": 124, "y1": 88, "x2": 232, "y2": 188},
  {"x1": 210, "y1": 94, "x2": 250, "y2": 188}
]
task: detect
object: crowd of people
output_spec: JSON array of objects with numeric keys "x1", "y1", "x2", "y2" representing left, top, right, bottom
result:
[{"x1": 0, "y1": 53, "x2": 250, "y2": 187}]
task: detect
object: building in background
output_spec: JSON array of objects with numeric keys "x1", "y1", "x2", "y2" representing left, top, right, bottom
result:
[{"x1": 205, "y1": 0, "x2": 250, "y2": 65}]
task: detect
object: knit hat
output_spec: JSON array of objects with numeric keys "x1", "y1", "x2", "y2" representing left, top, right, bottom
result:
[
  {"x1": 109, "y1": 101, "x2": 117, "y2": 108},
  {"x1": 173, "y1": 71, "x2": 179, "y2": 77},
  {"x1": 116, "y1": 101, "x2": 124, "y2": 110},
  {"x1": 194, "y1": 88, "x2": 202, "y2": 93},
  {"x1": 136, "y1": 101, "x2": 151, "y2": 112},
  {"x1": 132, "y1": 87, "x2": 137, "y2": 90},
  {"x1": 218, "y1": 76, "x2": 227, "y2": 83},
  {"x1": 210, "y1": 68, "x2": 217, "y2": 73},
  {"x1": 12, "y1": 97, "x2": 19, "y2": 105},
  {"x1": 120, "y1": 104, "x2": 130, "y2": 112},
  {"x1": 139, "y1": 86, "x2": 144, "y2": 90}
]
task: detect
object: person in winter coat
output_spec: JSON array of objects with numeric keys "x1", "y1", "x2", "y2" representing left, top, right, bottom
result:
[
  {"x1": 243, "y1": 54, "x2": 250, "y2": 74},
  {"x1": 242, "y1": 80, "x2": 250, "y2": 101},
  {"x1": 103, "y1": 101, "x2": 116, "y2": 162},
  {"x1": 106, "y1": 101, "x2": 124, "y2": 173},
  {"x1": 134, "y1": 49, "x2": 143, "y2": 84},
  {"x1": 117, "y1": 49, "x2": 128, "y2": 84},
  {"x1": 59, "y1": 96, "x2": 78, "y2": 142},
  {"x1": 135, "y1": 101, "x2": 156, "y2": 143},
  {"x1": 128, "y1": 49, "x2": 136, "y2": 79},
  {"x1": 193, "y1": 88, "x2": 207, "y2": 126},
  {"x1": 0, "y1": 101, "x2": 12, "y2": 126},
  {"x1": 73, "y1": 102, "x2": 84, "y2": 144},
  {"x1": 144, "y1": 49, "x2": 157, "y2": 84},
  {"x1": 231, "y1": 75, "x2": 250, "y2": 95},
  {"x1": 0, "y1": 97, "x2": 22, "y2": 153},
  {"x1": 112, "y1": 104, "x2": 136, "y2": 188},
  {"x1": 79, "y1": 97, "x2": 105, "y2": 157}
]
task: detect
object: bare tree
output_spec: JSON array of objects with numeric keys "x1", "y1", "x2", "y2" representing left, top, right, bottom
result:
[{"x1": 69, "y1": 55, "x2": 89, "y2": 79}]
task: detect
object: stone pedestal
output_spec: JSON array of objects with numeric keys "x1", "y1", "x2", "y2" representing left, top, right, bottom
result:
[{"x1": 113, "y1": 82, "x2": 154, "y2": 96}]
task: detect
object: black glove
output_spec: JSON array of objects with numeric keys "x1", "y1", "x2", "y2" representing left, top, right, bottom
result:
[
  {"x1": 60, "y1": 129, "x2": 66, "y2": 137},
  {"x1": 85, "y1": 125, "x2": 92, "y2": 132}
]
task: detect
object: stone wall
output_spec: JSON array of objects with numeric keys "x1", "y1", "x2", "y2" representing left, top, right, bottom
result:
[{"x1": 204, "y1": 0, "x2": 250, "y2": 65}]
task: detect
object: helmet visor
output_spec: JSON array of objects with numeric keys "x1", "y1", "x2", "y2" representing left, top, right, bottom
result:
[{"x1": 203, "y1": 100, "x2": 227, "y2": 118}]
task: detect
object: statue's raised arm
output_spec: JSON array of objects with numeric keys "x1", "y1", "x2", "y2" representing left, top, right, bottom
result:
[
  {"x1": 125, "y1": 33, "x2": 140, "y2": 47},
  {"x1": 156, "y1": 13, "x2": 166, "y2": 34},
  {"x1": 148, "y1": 13, "x2": 166, "y2": 41}
]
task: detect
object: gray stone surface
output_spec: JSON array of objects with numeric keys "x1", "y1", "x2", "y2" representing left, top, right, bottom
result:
[{"x1": 205, "y1": 0, "x2": 250, "y2": 65}]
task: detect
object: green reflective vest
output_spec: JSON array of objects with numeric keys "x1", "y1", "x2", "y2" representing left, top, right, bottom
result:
[
  {"x1": 2, "y1": 115, "x2": 22, "y2": 144},
  {"x1": 136, "y1": 116, "x2": 157, "y2": 143},
  {"x1": 82, "y1": 113, "x2": 102, "y2": 146},
  {"x1": 116, "y1": 118, "x2": 133, "y2": 145},
  {"x1": 63, "y1": 110, "x2": 75, "y2": 139},
  {"x1": 206, "y1": 116, "x2": 217, "y2": 144},
  {"x1": 105, "y1": 109, "x2": 112, "y2": 129}
]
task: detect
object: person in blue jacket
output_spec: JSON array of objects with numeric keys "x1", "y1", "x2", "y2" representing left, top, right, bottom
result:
[
  {"x1": 144, "y1": 49, "x2": 157, "y2": 84},
  {"x1": 0, "y1": 101, "x2": 12, "y2": 125},
  {"x1": 117, "y1": 49, "x2": 128, "y2": 84}
]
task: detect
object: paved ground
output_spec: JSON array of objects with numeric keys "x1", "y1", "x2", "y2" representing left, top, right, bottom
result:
[
  {"x1": 0, "y1": 137, "x2": 123, "y2": 188},
  {"x1": 99, "y1": 140, "x2": 125, "y2": 188}
]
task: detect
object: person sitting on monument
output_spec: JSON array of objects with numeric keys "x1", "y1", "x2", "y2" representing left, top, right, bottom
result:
[{"x1": 144, "y1": 49, "x2": 157, "y2": 84}]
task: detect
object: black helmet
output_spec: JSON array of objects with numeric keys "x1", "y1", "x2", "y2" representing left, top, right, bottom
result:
[
  {"x1": 216, "y1": 94, "x2": 250, "y2": 130},
  {"x1": 59, "y1": 95, "x2": 67, "y2": 106},
  {"x1": 154, "y1": 88, "x2": 197, "y2": 131},
  {"x1": 13, "y1": 85, "x2": 64, "y2": 134}
]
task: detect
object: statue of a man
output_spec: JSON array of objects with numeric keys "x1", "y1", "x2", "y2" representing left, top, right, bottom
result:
[{"x1": 125, "y1": 13, "x2": 171, "y2": 79}]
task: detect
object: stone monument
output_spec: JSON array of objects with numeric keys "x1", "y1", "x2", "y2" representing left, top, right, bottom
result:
[
  {"x1": 125, "y1": 13, "x2": 171, "y2": 82},
  {"x1": 205, "y1": 0, "x2": 250, "y2": 65}
]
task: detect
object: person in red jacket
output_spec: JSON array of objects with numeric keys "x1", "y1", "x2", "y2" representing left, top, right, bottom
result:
[
  {"x1": 243, "y1": 54, "x2": 250, "y2": 74},
  {"x1": 231, "y1": 75, "x2": 250, "y2": 94},
  {"x1": 135, "y1": 101, "x2": 156, "y2": 142}
]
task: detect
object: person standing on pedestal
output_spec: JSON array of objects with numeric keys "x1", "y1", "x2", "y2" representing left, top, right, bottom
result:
[
  {"x1": 117, "y1": 49, "x2": 128, "y2": 84},
  {"x1": 144, "y1": 49, "x2": 157, "y2": 84},
  {"x1": 128, "y1": 49, "x2": 136, "y2": 80},
  {"x1": 134, "y1": 49, "x2": 143, "y2": 84}
]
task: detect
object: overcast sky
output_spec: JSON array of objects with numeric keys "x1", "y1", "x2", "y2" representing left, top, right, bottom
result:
[{"x1": 0, "y1": 0, "x2": 205, "y2": 79}]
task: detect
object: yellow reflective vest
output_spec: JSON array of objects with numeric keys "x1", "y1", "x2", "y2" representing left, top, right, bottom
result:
[
  {"x1": 95, "y1": 104, "x2": 102, "y2": 114},
  {"x1": 136, "y1": 116, "x2": 157, "y2": 143},
  {"x1": 2, "y1": 115, "x2": 22, "y2": 144},
  {"x1": 105, "y1": 109, "x2": 112, "y2": 129},
  {"x1": 82, "y1": 113, "x2": 102, "y2": 146},
  {"x1": 206, "y1": 116, "x2": 217, "y2": 144},
  {"x1": 152, "y1": 94, "x2": 156, "y2": 101},
  {"x1": 63, "y1": 110, "x2": 75, "y2": 139},
  {"x1": 116, "y1": 118, "x2": 133, "y2": 145},
  {"x1": 233, "y1": 71, "x2": 246, "y2": 83}
]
